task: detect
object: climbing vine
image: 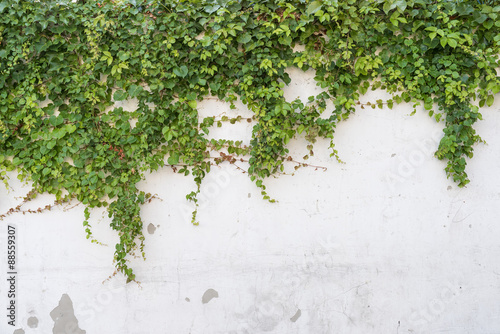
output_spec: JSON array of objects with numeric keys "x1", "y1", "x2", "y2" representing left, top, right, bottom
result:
[{"x1": 0, "y1": 0, "x2": 499, "y2": 282}]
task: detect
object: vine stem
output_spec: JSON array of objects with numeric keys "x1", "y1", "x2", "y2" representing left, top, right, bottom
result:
[{"x1": 0, "y1": 192, "x2": 75, "y2": 220}]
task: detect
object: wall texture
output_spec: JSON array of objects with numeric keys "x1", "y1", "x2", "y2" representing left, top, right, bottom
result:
[{"x1": 1, "y1": 68, "x2": 500, "y2": 334}]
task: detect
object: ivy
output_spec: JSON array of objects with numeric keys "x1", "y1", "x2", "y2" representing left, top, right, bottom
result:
[{"x1": 0, "y1": 0, "x2": 499, "y2": 282}]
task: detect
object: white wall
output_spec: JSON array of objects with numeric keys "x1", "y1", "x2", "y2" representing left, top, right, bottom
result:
[{"x1": 1, "y1": 68, "x2": 500, "y2": 334}]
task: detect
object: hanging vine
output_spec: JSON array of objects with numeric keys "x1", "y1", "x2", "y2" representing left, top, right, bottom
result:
[{"x1": 0, "y1": 0, "x2": 499, "y2": 282}]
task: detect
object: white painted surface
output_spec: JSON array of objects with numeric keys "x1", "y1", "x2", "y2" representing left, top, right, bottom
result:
[{"x1": 1, "y1": 69, "x2": 500, "y2": 334}]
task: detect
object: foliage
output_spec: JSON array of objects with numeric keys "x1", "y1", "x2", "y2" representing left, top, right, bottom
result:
[{"x1": 0, "y1": 0, "x2": 499, "y2": 282}]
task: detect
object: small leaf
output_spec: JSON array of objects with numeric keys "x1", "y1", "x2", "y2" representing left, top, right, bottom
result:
[
  {"x1": 128, "y1": 84, "x2": 143, "y2": 97},
  {"x1": 486, "y1": 95, "x2": 494, "y2": 107},
  {"x1": 306, "y1": 1, "x2": 322, "y2": 15},
  {"x1": 0, "y1": 1, "x2": 8, "y2": 13},
  {"x1": 113, "y1": 90, "x2": 127, "y2": 101},
  {"x1": 237, "y1": 33, "x2": 251, "y2": 44},
  {"x1": 204, "y1": 4, "x2": 220, "y2": 13},
  {"x1": 167, "y1": 153, "x2": 179, "y2": 165},
  {"x1": 483, "y1": 19, "x2": 494, "y2": 30},
  {"x1": 47, "y1": 141, "x2": 56, "y2": 150},
  {"x1": 173, "y1": 65, "x2": 188, "y2": 78}
]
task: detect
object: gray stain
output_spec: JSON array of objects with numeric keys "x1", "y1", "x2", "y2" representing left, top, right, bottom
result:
[
  {"x1": 50, "y1": 294, "x2": 86, "y2": 334},
  {"x1": 27, "y1": 316, "x2": 38, "y2": 328},
  {"x1": 13, "y1": 329, "x2": 25, "y2": 334},
  {"x1": 147, "y1": 223, "x2": 156, "y2": 234},
  {"x1": 202, "y1": 289, "x2": 219, "y2": 304},
  {"x1": 290, "y1": 309, "x2": 301, "y2": 322}
]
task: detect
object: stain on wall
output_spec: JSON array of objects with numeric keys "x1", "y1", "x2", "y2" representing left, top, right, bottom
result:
[
  {"x1": 27, "y1": 316, "x2": 38, "y2": 328},
  {"x1": 147, "y1": 223, "x2": 156, "y2": 234},
  {"x1": 202, "y1": 289, "x2": 219, "y2": 304},
  {"x1": 50, "y1": 294, "x2": 86, "y2": 334},
  {"x1": 290, "y1": 309, "x2": 301, "y2": 322},
  {"x1": 13, "y1": 329, "x2": 25, "y2": 334}
]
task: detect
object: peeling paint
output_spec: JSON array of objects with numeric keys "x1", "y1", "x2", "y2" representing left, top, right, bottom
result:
[
  {"x1": 202, "y1": 289, "x2": 219, "y2": 304},
  {"x1": 50, "y1": 294, "x2": 86, "y2": 334}
]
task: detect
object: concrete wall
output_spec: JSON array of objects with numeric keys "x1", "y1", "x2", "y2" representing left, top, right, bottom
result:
[{"x1": 1, "y1": 68, "x2": 500, "y2": 333}]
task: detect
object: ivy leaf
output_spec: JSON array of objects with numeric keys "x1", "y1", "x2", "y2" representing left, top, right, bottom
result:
[
  {"x1": 383, "y1": 1, "x2": 395, "y2": 14},
  {"x1": 0, "y1": 1, "x2": 8, "y2": 13},
  {"x1": 306, "y1": 1, "x2": 322, "y2": 15},
  {"x1": 474, "y1": 13, "x2": 488, "y2": 24},
  {"x1": 394, "y1": 0, "x2": 407, "y2": 12},
  {"x1": 486, "y1": 95, "x2": 494, "y2": 107},
  {"x1": 297, "y1": 124, "x2": 305, "y2": 134},
  {"x1": 12, "y1": 157, "x2": 21, "y2": 166},
  {"x1": 492, "y1": 84, "x2": 500, "y2": 95},
  {"x1": 167, "y1": 153, "x2": 179, "y2": 165},
  {"x1": 65, "y1": 124, "x2": 77, "y2": 134},
  {"x1": 52, "y1": 128, "x2": 67, "y2": 139},
  {"x1": 113, "y1": 90, "x2": 127, "y2": 101},
  {"x1": 47, "y1": 140, "x2": 56, "y2": 149},
  {"x1": 237, "y1": 33, "x2": 251, "y2": 44},
  {"x1": 483, "y1": 20, "x2": 494, "y2": 30},
  {"x1": 204, "y1": 4, "x2": 220, "y2": 13},
  {"x1": 49, "y1": 115, "x2": 64, "y2": 127},
  {"x1": 456, "y1": 4, "x2": 473, "y2": 16},
  {"x1": 440, "y1": 37, "x2": 448, "y2": 48},
  {"x1": 173, "y1": 65, "x2": 188, "y2": 78},
  {"x1": 128, "y1": 84, "x2": 143, "y2": 97}
]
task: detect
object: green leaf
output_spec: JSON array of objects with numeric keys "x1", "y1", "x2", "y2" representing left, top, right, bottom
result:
[
  {"x1": 237, "y1": 33, "x2": 251, "y2": 44},
  {"x1": 456, "y1": 4, "x2": 474, "y2": 16},
  {"x1": 383, "y1": 1, "x2": 396, "y2": 14},
  {"x1": 0, "y1": 1, "x2": 8, "y2": 13},
  {"x1": 306, "y1": 1, "x2": 322, "y2": 15},
  {"x1": 49, "y1": 116, "x2": 64, "y2": 127},
  {"x1": 204, "y1": 4, "x2": 220, "y2": 13},
  {"x1": 66, "y1": 124, "x2": 77, "y2": 134},
  {"x1": 167, "y1": 153, "x2": 179, "y2": 165},
  {"x1": 486, "y1": 95, "x2": 494, "y2": 107},
  {"x1": 483, "y1": 19, "x2": 494, "y2": 30},
  {"x1": 440, "y1": 37, "x2": 447, "y2": 48},
  {"x1": 128, "y1": 84, "x2": 143, "y2": 97},
  {"x1": 46, "y1": 140, "x2": 56, "y2": 150},
  {"x1": 173, "y1": 65, "x2": 188, "y2": 78},
  {"x1": 447, "y1": 39, "x2": 457, "y2": 48},
  {"x1": 297, "y1": 124, "x2": 305, "y2": 134},
  {"x1": 113, "y1": 90, "x2": 128, "y2": 101},
  {"x1": 394, "y1": 0, "x2": 407, "y2": 12}
]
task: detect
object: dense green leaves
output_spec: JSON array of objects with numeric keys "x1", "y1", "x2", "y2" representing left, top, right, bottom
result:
[{"x1": 0, "y1": 0, "x2": 499, "y2": 282}]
